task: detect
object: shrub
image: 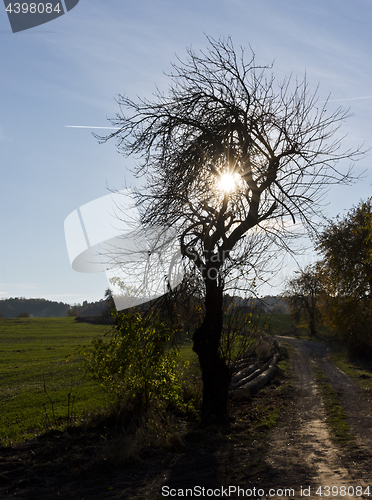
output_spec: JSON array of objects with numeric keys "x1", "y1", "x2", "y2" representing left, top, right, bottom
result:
[
  {"x1": 16, "y1": 312, "x2": 30, "y2": 318},
  {"x1": 80, "y1": 310, "x2": 191, "y2": 414}
]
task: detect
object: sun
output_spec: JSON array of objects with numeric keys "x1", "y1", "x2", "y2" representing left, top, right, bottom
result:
[{"x1": 219, "y1": 173, "x2": 237, "y2": 193}]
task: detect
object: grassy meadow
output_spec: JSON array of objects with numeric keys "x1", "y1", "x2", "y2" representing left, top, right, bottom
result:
[
  {"x1": 0, "y1": 317, "x2": 110, "y2": 444},
  {"x1": 0, "y1": 311, "x2": 279, "y2": 446}
]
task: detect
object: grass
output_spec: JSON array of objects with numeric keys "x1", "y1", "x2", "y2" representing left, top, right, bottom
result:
[
  {"x1": 0, "y1": 316, "x2": 204, "y2": 446},
  {"x1": 312, "y1": 365, "x2": 354, "y2": 446},
  {"x1": 305, "y1": 327, "x2": 372, "y2": 394},
  {"x1": 256, "y1": 406, "x2": 281, "y2": 429},
  {"x1": 0, "y1": 313, "x2": 290, "y2": 449},
  {"x1": 176, "y1": 337, "x2": 196, "y2": 364},
  {"x1": 264, "y1": 313, "x2": 294, "y2": 335},
  {"x1": 264, "y1": 312, "x2": 333, "y2": 340},
  {"x1": 277, "y1": 342, "x2": 294, "y2": 381},
  {"x1": 320, "y1": 337, "x2": 372, "y2": 393},
  {"x1": 0, "y1": 317, "x2": 109, "y2": 444},
  {"x1": 331, "y1": 354, "x2": 372, "y2": 392}
]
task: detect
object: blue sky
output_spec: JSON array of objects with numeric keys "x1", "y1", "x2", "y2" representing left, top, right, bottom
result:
[{"x1": 1, "y1": 0, "x2": 372, "y2": 304}]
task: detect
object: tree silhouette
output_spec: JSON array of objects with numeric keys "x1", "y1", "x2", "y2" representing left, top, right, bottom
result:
[
  {"x1": 98, "y1": 36, "x2": 362, "y2": 423},
  {"x1": 284, "y1": 265, "x2": 322, "y2": 336},
  {"x1": 316, "y1": 199, "x2": 372, "y2": 355}
]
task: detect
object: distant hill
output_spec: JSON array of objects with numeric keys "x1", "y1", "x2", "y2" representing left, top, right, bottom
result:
[{"x1": 0, "y1": 297, "x2": 109, "y2": 318}]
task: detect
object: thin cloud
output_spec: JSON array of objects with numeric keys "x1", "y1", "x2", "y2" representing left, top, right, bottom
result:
[
  {"x1": 0, "y1": 283, "x2": 38, "y2": 289},
  {"x1": 65, "y1": 125, "x2": 120, "y2": 129},
  {"x1": 321, "y1": 96, "x2": 372, "y2": 103},
  {"x1": 44, "y1": 293, "x2": 84, "y2": 297}
]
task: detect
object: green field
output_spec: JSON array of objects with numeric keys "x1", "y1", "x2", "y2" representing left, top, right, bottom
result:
[
  {"x1": 0, "y1": 317, "x2": 109, "y2": 444},
  {"x1": 0, "y1": 313, "x2": 302, "y2": 445}
]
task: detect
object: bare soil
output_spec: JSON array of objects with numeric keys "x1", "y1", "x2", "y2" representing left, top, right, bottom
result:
[{"x1": 1, "y1": 337, "x2": 372, "y2": 499}]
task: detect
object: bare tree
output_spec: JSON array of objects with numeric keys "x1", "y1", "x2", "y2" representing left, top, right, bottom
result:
[{"x1": 98, "y1": 36, "x2": 362, "y2": 423}]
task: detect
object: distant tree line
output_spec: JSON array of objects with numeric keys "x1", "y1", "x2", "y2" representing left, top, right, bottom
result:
[
  {"x1": 0, "y1": 297, "x2": 109, "y2": 319},
  {"x1": 68, "y1": 299, "x2": 109, "y2": 318},
  {"x1": 224, "y1": 295, "x2": 289, "y2": 314}
]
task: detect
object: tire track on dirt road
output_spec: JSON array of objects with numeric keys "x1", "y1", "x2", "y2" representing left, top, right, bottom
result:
[{"x1": 259, "y1": 336, "x2": 372, "y2": 500}]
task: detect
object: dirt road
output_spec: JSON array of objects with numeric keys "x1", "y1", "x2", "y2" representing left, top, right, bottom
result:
[{"x1": 260, "y1": 336, "x2": 372, "y2": 500}]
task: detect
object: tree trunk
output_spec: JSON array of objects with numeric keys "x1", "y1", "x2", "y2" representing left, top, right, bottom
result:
[
  {"x1": 309, "y1": 310, "x2": 316, "y2": 336},
  {"x1": 305, "y1": 298, "x2": 316, "y2": 336},
  {"x1": 192, "y1": 281, "x2": 230, "y2": 424}
]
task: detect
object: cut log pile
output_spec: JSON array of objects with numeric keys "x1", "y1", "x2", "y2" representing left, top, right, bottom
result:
[{"x1": 229, "y1": 339, "x2": 288, "y2": 400}]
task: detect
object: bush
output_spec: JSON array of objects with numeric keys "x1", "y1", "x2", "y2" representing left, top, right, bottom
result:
[
  {"x1": 16, "y1": 312, "x2": 30, "y2": 318},
  {"x1": 80, "y1": 310, "x2": 192, "y2": 414},
  {"x1": 319, "y1": 294, "x2": 372, "y2": 359}
]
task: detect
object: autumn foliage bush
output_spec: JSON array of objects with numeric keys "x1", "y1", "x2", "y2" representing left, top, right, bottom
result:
[
  {"x1": 317, "y1": 199, "x2": 372, "y2": 357},
  {"x1": 80, "y1": 310, "x2": 195, "y2": 415}
]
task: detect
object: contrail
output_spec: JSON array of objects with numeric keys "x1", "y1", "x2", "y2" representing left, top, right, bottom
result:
[
  {"x1": 322, "y1": 96, "x2": 372, "y2": 103},
  {"x1": 65, "y1": 126, "x2": 120, "y2": 129}
]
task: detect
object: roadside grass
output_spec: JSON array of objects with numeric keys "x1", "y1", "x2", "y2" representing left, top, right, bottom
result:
[
  {"x1": 312, "y1": 365, "x2": 355, "y2": 446},
  {"x1": 309, "y1": 328, "x2": 372, "y2": 394},
  {"x1": 0, "y1": 317, "x2": 109, "y2": 444},
  {"x1": 277, "y1": 342, "x2": 294, "y2": 379},
  {"x1": 256, "y1": 406, "x2": 281, "y2": 429},
  {"x1": 330, "y1": 353, "x2": 372, "y2": 393},
  {"x1": 176, "y1": 338, "x2": 195, "y2": 364}
]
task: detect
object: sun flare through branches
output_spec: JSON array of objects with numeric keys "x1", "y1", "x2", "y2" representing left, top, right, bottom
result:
[{"x1": 218, "y1": 172, "x2": 239, "y2": 193}]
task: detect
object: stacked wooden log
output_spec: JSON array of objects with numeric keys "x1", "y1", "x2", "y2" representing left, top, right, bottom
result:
[{"x1": 229, "y1": 338, "x2": 287, "y2": 400}]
